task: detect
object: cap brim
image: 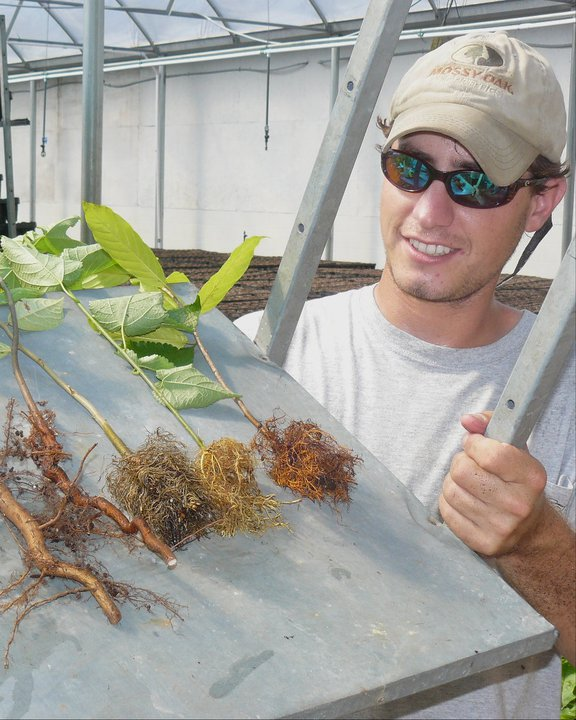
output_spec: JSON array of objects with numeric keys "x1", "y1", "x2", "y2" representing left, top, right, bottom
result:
[{"x1": 382, "y1": 104, "x2": 540, "y2": 186}]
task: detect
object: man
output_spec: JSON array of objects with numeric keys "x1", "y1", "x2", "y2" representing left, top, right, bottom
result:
[{"x1": 236, "y1": 32, "x2": 575, "y2": 719}]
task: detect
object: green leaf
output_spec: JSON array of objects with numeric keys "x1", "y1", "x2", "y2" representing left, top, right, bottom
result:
[
  {"x1": 166, "y1": 271, "x2": 190, "y2": 284},
  {"x1": 63, "y1": 245, "x2": 131, "y2": 290},
  {"x1": 124, "y1": 347, "x2": 174, "y2": 371},
  {"x1": 125, "y1": 325, "x2": 189, "y2": 348},
  {"x1": 0, "y1": 254, "x2": 27, "y2": 293},
  {"x1": 14, "y1": 297, "x2": 64, "y2": 331},
  {"x1": 0, "y1": 341, "x2": 10, "y2": 359},
  {"x1": 165, "y1": 303, "x2": 199, "y2": 333},
  {"x1": 0, "y1": 252, "x2": 16, "y2": 283},
  {"x1": 197, "y1": 235, "x2": 263, "y2": 314},
  {"x1": 89, "y1": 292, "x2": 167, "y2": 337},
  {"x1": 83, "y1": 202, "x2": 167, "y2": 291},
  {"x1": 561, "y1": 658, "x2": 575, "y2": 719},
  {"x1": 131, "y1": 352, "x2": 175, "y2": 372},
  {"x1": 33, "y1": 217, "x2": 82, "y2": 255},
  {"x1": 127, "y1": 340, "x2": 194, "y2": 367},
  {"x1": 155, "y1": 364, "x2": 240, "y2": 409},
  {"x1": 0, "y1": 286, "x2": 44, "y2": 305},
  {"x1": 1, "y1": 237, "x2": 81, "y2": 290}
]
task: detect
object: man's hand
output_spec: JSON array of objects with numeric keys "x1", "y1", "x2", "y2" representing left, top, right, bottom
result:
[
  {"x1": 440, "y1": 411, "x2": 576, "y2": 664},
  {"x1": 439, "y1": 412, "x2": 547, "y2": 557}
]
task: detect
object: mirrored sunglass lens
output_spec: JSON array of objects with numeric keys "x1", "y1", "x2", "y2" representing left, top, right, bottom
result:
[
  {"x1": 386, "y1": 153, "x2": 429, "y2": 190},
  {"x1": 450, "y1": 172, "x2": 509, "y2": 207}
]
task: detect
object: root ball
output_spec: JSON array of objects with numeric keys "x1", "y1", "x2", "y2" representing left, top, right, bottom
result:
[
  {"x1": 106, "y1": 430, "x2": 213, "y2": 546},
  {"x1": 194, "y1": 438, "x2": 286, "y2": 537},
  {"x1": 253, "y1": 417, "x2": 361, "y2": 507}
]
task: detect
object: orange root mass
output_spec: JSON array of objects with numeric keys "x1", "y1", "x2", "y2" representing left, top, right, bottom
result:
[{"x1": 252, "y1": 417, "x2": 361, "y2": 507}]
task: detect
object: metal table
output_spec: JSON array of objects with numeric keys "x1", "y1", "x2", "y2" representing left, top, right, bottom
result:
[{"x1": 0, "y1": 286, "x2": 554, "y2": 719}]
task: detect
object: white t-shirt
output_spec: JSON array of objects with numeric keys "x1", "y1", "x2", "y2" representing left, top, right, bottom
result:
[{"x1": 235, "y1": 284, "x2": 575, "y2": 719}]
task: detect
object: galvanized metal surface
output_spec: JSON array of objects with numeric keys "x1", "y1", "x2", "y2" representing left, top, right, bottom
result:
[
  {"x1": 487, "y1": 236, "x2": 576, "y2": 446},
  {"x1": 79, "y1": 1, "x2": 104, "y2": 244},
  {"x1": 0, "y1": 16, "x2": 16, "y2": 237},
  {"x1": 0, "y1": 286, "x2": 555, "y2": 719}
]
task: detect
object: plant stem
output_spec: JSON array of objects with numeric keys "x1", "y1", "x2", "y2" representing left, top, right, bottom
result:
[
  {"x1": 0, "y1": 320, "x2": 130, "y2": 456},
  {"x1": 193, "y1": 328, "x2": 262, "y2": 429},
  {"x1": 60, "y1": 284, "x2": 205, "y2": 449},
  {"x1": 0, "y1": 279, "x2": 177, "y2": 568},
  {"x1": 162, "y1": 285, "x2": 262, "y2": 430}
]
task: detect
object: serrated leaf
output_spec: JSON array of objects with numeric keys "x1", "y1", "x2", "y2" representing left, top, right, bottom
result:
[
  {"x1": 126, "y1": 325, "x2": 189, "y2": 348},
  {"x1": 122, "y1": 347, "x2": 175, "y2": 372},
  {"x1": 155, "y1": 365, "x2": 240, "y2": 409},
  {"x1": 166, "y1": 271, "x2": 190, "y2": 284},
  {"x1": 83, "y1": 202, "x2": 167, "y2": 291},
  {"x1": 2, "y1": 237, "x2": 81, "y2": 290},
  {"x1": 198, "y1": 235, "x2": 263, "y2": 314},
  {"x1": 14, "y1": 297, "x2": 64, "y2": 331},
  {"x1": 165, "y1": 303, "x2": 199, "y2": 332},
  {"x1": 0, "y1": 341, "x2": 11, "y2": 359},
  {"x1": 33, "y1": 217, "x2": 82, "y2": 254},
  {"x1": 127, "y1": 340, "x2": 194, "y2": 367},
  {"x1": 137, "y1": 353, "x2": 175, "y2": 371},
  {"x1": 89, "y1": 292, "x2": 167, "y2": 337},
  {"x1": 63, "y1": 244, "x2": 131, "y2": 290}
]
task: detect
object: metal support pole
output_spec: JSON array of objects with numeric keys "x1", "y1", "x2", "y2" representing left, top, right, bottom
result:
[
  {"x1": 155, "y1": 65, "x2": 166, "y2": 249},
  {"x1": 323, "y1": 46, "x2": 340, "y2": 262},
  {"x1": 254, "y1": 0, "x2": 411, "y2": 365},
  {"x1": 0, "y1": 15, "x2": 17, "y2": 237},
  {"x1": 486, "y1": 235, "x2": 575, "y2": 447},
  {"x1": 81, "y1": 1, "x2": 104, "y2": 243},
  {"x1": 562, "y1": 19, "x2": 575, "y2": 254},
  {"x1": 28, "y1": 79, "x2": 37, "y2": 223}
]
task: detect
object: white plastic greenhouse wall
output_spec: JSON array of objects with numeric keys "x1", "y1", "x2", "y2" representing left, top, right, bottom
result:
[{"x1": 5, "y1": 23, "x2": 574, "y2": 279}]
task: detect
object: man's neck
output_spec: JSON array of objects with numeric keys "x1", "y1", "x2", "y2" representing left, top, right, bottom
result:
[{"x1": 374, "y1": 269, "x2": 522, "y2": 348}]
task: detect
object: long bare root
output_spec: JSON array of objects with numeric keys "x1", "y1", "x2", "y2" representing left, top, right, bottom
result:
[
  {"x1": 0, "y1": 481, "x2": 121, "y2": 624},
  {"x1": 24, "y1": 408, "x2": 176, "y2": 567},
  {"x1": 0, "y1": 401, "x2": 183, "y2": 667}
]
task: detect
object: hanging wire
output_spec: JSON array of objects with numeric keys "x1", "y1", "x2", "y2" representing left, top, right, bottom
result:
[
  {"x1": 264, "y1": 54, "x2": 271, "y2": 150},
  {"x1": 40, "y1": 8, "x2": 49, "y2": 157},
  {"x1": 40, "y1": 77, "x2": 48, "y2": 157},
  {"x1": 264, "y1": 0, "x2": 271, "y2": 150}
]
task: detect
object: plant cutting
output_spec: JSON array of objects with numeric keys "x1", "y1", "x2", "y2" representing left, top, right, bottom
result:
[
  {"x1": 0, "y1": 277, "x2": 183, "y2": 666},
  {"x1": 0, "y1": 221, "x2": 285, "y2": 545},
  {"x1": 83, "y1": 202, "x2": 362, "y2": 508},
  {"x1": 0, "y1": 274, "x2": 176, "y2": 565},
  {"x1": 0, "y1": 319, "x2": 213, "y2": 548}
]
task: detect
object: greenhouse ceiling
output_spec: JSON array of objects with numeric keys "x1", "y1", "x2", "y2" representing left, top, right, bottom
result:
[{"x1": 1, "y1": 0, "x2": 575, "y2": 80}]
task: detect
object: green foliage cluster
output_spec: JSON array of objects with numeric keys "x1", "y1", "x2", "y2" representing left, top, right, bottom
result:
[
  {"x1": 0, "y1": 203, "x2": 263, "y2": 416},
  {"x1": 562, "y1": 657, "x2": 575, "y2": 720}
]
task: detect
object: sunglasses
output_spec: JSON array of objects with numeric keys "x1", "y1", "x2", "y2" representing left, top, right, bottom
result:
[{"x1": 381, "y1": 149, "x2": 547, "y2": 209}]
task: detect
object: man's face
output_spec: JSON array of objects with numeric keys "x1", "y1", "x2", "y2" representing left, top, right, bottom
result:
[{"x1": 379, "y1": 132, "x2": 537, "y2": 304}]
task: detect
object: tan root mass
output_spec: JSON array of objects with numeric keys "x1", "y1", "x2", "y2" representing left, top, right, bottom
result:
[
  {"x1": 194, "y1": 438, "x2": 286, "y2": 537},
  {"x1": 106, "y1": 430, "x2": 214, "y2": 546},
  {"x1": 253, "y1": 417, "x2": 361, "y2": 507}
]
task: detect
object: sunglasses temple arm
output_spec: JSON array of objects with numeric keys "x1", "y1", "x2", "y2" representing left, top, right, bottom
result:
[{"x1": 496, "y1": 216, "x2": 553, "y2": 288}]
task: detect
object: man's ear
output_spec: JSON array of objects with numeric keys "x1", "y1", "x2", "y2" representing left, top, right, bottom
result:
[{"x1": 525, "y1": 177, "x2": 567, "y2": 233}]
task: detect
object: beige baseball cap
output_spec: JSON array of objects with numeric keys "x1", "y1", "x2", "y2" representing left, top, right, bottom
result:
[{"x1": 381, "y1": 31, "x2": 567, "y2": 186}]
